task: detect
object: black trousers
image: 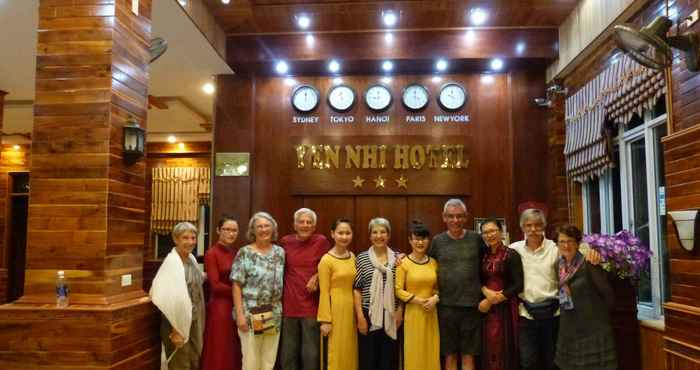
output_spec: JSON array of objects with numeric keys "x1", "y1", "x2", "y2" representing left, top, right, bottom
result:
[
  {"x1": 519, "y1": 316, "x2": 559, "y2": 370},
  {"x1": 358, "y1": 309, "x2": 399, "y2": 370}
]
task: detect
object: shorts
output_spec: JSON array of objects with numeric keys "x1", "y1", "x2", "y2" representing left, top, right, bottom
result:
[{"x1": 438, "y1": 305, "x2": 482, "y2": 356}]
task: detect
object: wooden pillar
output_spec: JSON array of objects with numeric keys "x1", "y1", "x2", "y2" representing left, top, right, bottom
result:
[
  {"x1": 0, "y1": 90, "x2": 7, "y2": 303},
  {"x1": 0, "y1": 1, "x2": 159, "y2": 369}
]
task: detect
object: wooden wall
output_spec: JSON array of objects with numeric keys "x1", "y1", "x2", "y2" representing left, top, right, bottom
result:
[
  {"x1": 0, "y1": 1, "x2": 159, "y2": 368},
  {"x1": 213, "y1": 67, "x2": 548, "y2": 251}
]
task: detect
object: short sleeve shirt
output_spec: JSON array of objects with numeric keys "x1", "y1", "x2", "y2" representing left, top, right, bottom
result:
[
  {"x1": 280, "y1": 233, "x2": 331, "y2": 317},
  {"x1": 230, "y1": 244, "x2": 285, "y2": 327},
  {"x1": 429, "y1": 231, "x2": 484, "y2": 307}
]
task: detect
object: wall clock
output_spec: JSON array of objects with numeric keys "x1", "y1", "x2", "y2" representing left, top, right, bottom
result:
[
  {"x1": 291, "y1": 85, "x2": 320, "y2": 113},
  {"x1": 402, "y1": 83, "x2": 430, "y2": 111},
  {"x1": 438, "y1": 82, "x2": 468, "y2": 111},
  {"x1": 327, "y1": 85, "x2": 356, "y2": 112},
  {"x1": 365, "y1": 84, "x2": 393, "y2": 112}
]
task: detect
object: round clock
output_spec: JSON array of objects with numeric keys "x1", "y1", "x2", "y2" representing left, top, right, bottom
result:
[
  {"x1": 327, "y1": 85, "x2": 356, "y2": 112},
  {"x1": 438, "y1": 82, "x2": 468, "y2": 111},
  {"x1": 291, "y1": 85, "x2": 320, "y2": 113},
  {"x1": 364, "y1": 84, "x2": 393, "y2": 112},
  {"x1": 402, "y1": 83, "x2": 430, "y2": 111}
]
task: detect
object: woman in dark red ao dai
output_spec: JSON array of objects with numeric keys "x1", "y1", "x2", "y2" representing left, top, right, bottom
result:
[
  {"x1": 478, "y1": 219, "x2": 523, "y2": 370},
  {"x1": 200, "y1": 215, "x2": 242, "y2": 370}
]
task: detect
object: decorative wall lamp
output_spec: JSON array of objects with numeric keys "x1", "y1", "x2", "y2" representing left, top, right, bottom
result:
[
  {"x1": 668, "y1": 209, "x2": 700, "y2": 252},
  {"x1": 123, "y1": 116, "x2": 145, "y2": 164}
]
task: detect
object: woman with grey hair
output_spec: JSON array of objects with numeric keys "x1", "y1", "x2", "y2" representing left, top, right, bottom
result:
[
  {"x1": 231, "y1": 212, "x2": 285, "y2": 370},
  {"x1": 353, "y1": 217, "x2": 402, "y2": 370},
  {"x1": 150, "y1": 221, "x2": 205, "y2": 370}
]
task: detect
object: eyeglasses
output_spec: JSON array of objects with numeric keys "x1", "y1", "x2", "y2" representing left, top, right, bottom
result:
[{"x1": 482, "y1": 229, "x2": 500, "y2": 236}]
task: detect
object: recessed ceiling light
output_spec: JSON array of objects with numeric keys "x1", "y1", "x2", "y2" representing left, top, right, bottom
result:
[
  {"x1": 490, "y1": 58, "x2": 504, "y2": 71},
  {"x1": 296, "y1": 14, "x2": 311, "y2": 29},
  {"x1": 516, "y1": 42, "x2": 526, "y2": 55},
  {"x1": 275, "y1": 61, "x2": 289, "y2": 74},
  {"x1": 382, "y1": 11, "x2": 397, "y2": 27},
  {"x1": 435, "y1": 59, "x2": 448, "y2": 72},
  {"x1": 382, "y1": 60, "x2": 393, "y2": 72},
  {"x1": 167, "y1": 135, "x2": 177, "y2": 143},
  {"x1": 469, "y1": 8, "x2": 488, "y2": 25},
  {"x1": 384, "y1": 32, "x2": 394, "y2": 43},
  {"x1": 306, "y1": 34, "x2": 315, "y2": 46},
  {"x1": 328, "y1": 60, "x2": 340, "y2": 73},
  {"x1": 381, "y1": 77, "x2": 392, "y2": 84},
  {"x1": 202, "y1": 82, "x2": 215, "y2": 94},
  {"x1": 221, "y1": 0, "x2": 230, "y2": 4},
  {"x1": 333, "y1": 77, "x2": 343, "y2": 85}
]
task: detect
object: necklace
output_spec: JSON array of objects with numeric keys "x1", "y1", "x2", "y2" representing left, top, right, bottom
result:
[{"x1": 409, "y1": 253, "x2": 429, "y2": 264}]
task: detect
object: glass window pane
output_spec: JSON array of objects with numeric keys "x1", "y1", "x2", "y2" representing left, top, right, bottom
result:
[
  {"x1": 629, "y1": 137, "x2": 652, "y2": 303},
  {"x1": 655, "y1": 124, "x2": 670, "y2": 304},
  {"x1": 612, "y1": 147, "x2": 623, "y2": 232},
  {"x1": 588, "y1": 177, "x2": 601, "y2": 233}
]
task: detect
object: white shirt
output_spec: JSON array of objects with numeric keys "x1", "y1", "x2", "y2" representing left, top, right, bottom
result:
[{"x1": 509, "y1": 238, "x2": 592, "y2": 319}]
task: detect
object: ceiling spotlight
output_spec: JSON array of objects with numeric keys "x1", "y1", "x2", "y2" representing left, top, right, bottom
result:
[
  {"x1": 167, "y1": 135, "x2": 177, "y2": 143},
  {"x1": 490, "y1": 58, "x2": 504, "y2": 71},
  {"x1": 328, "y1": 60, "x2": 340, "y2": 73},
  {"x1": 481, "y1": 75, "x2": 494, "y2": 84},
  {"x1": 435, "y1": 59, "x2": 448, "y2": 71},
  {"x1": 296, "y1": 14, "x2": 311, "y2": 29},
  {"x1": 202, "y1": 82, "x2": 215, "y2": 94},
  {"x1": 383, "y1": 11, "x2": 398, "y2": 27},
  {"x1": 221, "y1": 0, "x2": 230, "y2": 4},
  {"x1": 469, "y1": 8, "x2": 488, "y2": 25},
  {"x1": 382, "y1": 60, "x2": 393, "y2": 72},
  {"x1": 384, "y1": 32, "x2": 394, "y2": 43},
  {"x1": 275, "y1": 61, "x2": 289, "y2": 74},
  {"x1": 516, "y1": 42, "x2": 526, "y2": 54},
  {"x1": 534, "y1": 97, "x2": 553, "y2": 108},
  {"x1": 306, "y1": 34, "x2": 315, "y2": 46}
]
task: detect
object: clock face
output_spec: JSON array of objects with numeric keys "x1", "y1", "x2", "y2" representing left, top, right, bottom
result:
[
  {"x1": 364, "y1": 84, "x2": 393, "y2": 112},
  {"x1": 327, "y1": 85, "x2": 356, "y2": 112},
  {"x1": 438, "y1": 83, "x2": 468, "y2": 111},
  {"x1": 291, "y1": 85, "x2": 320, "y2": 113},
  {"x1": 402, "y1": 84, "x2": 430, "y2": 111}
]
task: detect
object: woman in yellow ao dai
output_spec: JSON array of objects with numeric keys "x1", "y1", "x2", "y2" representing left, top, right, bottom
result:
[
  {"x1": 317, "y1": 219, "x2": 358, "y2": 370},
  {"x1": 395, "y1": 221, "x2": 440, "y2": 370}
]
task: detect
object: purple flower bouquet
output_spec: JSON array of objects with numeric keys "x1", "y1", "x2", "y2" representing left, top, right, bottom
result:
[{"x1": 583, "y1": 230, "x2": 653, "y2": 280}]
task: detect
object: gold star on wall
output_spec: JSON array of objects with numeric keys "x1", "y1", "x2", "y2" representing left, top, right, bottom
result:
[
  {"x1": 352, "y1": 176, "x2": 365, "y2": 188},
  {"x1": 395, "y1": 175, "x2": 408, "y2": 189},
  {"x1": 373, "y1": 176, "x2": 386, "y2": 189}
]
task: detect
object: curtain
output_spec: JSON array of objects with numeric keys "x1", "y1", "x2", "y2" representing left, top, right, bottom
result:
[{"x1": 151, "y1": 167, "x2": 210, "y2": 235}]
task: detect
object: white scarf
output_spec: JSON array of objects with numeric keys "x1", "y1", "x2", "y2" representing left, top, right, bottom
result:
[
  {"x1": 368, "y1": 246, "x2": 397, "y2": 339},
  {"x1": 149, "y1": 249, "x2": 203, "y2": 369}
]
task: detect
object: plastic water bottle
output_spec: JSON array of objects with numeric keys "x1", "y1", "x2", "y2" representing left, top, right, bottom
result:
[{"x1": 56, "y1": 270, "x2": 69, "y2": 308}]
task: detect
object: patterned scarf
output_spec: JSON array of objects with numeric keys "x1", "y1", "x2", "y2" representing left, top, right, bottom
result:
[
  {"x1": 558, "y1": 251, "x2": 584, "y2": 310},
  {"x1": 368, "y1": 246, "x2": 397, "y2": 339}
]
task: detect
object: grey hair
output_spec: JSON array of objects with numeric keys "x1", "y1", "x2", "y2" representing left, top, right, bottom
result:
[
  {"x1": 519, "y1": 208, "x2": 547, "y2": 229},
  {"x1": 246, "y1": 211, "x2": 279, "y2": 242},
  {"x1": 294, "y1": 208, "x2": 317, "y2": 224},
  {"x1": 443, "y1": 198, "x2": 467, "y2": 214},
  {"x1": 172, "y1": 221, "x2": 198, "y2": 241},
  {"x1": 368, "y1": 217, "x2": 391, "y2": 234}
]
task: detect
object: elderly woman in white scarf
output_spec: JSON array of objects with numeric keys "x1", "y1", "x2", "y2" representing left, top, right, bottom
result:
[
  {"x1": 352, "y1": 217, "x2": 403, "y2": 370},
  {"x1": 150, "y1": 222, "x2": 205, "y2": 370}
]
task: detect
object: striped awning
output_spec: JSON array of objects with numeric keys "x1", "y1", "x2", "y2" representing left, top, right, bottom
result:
[{"x1": 564, "y1": 54, "x2": 665, "y2": 182}]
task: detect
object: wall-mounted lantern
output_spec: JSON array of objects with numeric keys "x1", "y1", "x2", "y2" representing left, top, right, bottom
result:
[
  {"x1": 668, "y1": 209, "x2": 700, "y2": 253},
  {"x1": 123, "y1": 116, "x2": 145, "y2": 164}
]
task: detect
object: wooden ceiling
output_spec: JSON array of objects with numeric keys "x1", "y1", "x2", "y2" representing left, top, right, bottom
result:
[{"x1": 203, "y1": 0, "x2": 580, "y2": 35}]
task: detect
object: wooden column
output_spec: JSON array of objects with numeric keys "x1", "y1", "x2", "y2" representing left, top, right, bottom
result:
[
  {"x1": 0, "y1": 1, "x2": 159, "y2": 369},
  {"x1": 0, "y1": 90, "x2": 7, "y2": 302}
]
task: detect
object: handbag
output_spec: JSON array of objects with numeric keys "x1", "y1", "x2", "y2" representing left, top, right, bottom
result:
[
  {"x1": 523, "y1": 298, "x2": 559, "y2": 320},
  {"x1": 250, "y1": 304, "x2": 276, "y2": 335}
]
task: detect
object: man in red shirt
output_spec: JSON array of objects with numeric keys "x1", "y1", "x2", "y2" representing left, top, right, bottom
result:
[{"x1": 280, "y1": 208, "x2": 331, "y2": 370}]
